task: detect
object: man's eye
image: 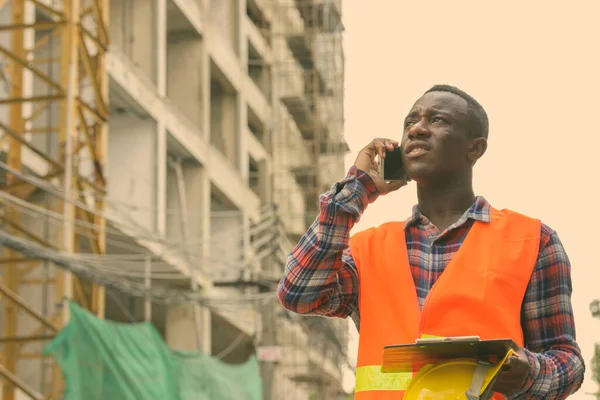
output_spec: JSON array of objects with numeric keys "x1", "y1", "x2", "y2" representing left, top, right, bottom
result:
[
  {"x1": 431, "y1": 117, "x2": 445, "y2": 123},
  {"x1": 404, "y1": 120, "x2": 415, "y2": 128}
]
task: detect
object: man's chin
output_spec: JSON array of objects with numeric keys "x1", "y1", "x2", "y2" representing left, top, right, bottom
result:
[{"x1": 404, "y1": 167, "x2": 435, "y2": 184}]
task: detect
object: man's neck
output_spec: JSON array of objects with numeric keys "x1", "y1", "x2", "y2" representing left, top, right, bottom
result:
[{"x1": 416, "y1": 176, "x2": 476, "y2": 232}]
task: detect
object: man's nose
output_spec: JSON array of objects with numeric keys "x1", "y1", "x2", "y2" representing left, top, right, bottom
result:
[{"x1": 407, "y1": 119, "x2": 431, "y2": 139}]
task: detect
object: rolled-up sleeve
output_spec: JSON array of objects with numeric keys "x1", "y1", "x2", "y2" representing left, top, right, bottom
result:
[
  {"x1": 277, "y1": 166, "x2": 378, "y2": 322},
  {"x1": 511, "y1": 225, "x2": 585, "y2": 399}
]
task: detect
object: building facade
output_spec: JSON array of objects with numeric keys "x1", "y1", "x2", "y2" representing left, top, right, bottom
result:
[{"x1": 0, "y1": 0, "x2": 348, "y2": 399}]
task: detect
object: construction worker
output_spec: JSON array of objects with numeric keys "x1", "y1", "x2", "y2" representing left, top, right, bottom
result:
[{"x1": 277, "y1": 85, "x2": 585, "y2": 399}]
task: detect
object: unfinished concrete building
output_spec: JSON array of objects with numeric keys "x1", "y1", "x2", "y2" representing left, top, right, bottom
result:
[{"x1": 0, "y1": 0, "x2": 348, "y2": 399}]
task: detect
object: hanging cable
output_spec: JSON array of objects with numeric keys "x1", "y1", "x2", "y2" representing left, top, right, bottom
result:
[
  {"x1": 0, "y1": 228, "x2": 280, "y2": 308},
  {"x1": 0, "y1": 187, "x2": 284, "y2": 272},
  {"x1": 0, "y1": 163, "x2": 281, "y2": 262}
]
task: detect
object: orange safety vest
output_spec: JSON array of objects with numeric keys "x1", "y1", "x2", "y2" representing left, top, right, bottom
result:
[{"x1": 349, "y1": 207, "x2": 541, "y2": 399}]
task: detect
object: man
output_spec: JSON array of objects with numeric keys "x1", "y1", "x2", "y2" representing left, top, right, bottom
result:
[{"x1": 277, "y1": 85, "x2": 585, "y2": 399}]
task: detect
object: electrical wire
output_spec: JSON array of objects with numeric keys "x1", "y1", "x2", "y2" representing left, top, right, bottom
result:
[
  {"x1": 0, "y1": 162, "x2": 285, "y2": 267},
  {"x1": 103, "y1": 287, "x2": 255, "y2": 364},
  {"x1": 0, "y1": 2, "x2": 349, "y2": 395},
  {"x1": 0, "y1": 187, "x2": 287, "y2": 265},
  {"x1": 0, "y1": 228, "x2": 278, "y2": 306},
  {"x1": 214, "y1": 331, "x2": 248, "y2": 359},
  {"x1": 0, "y1": 198, "x2": 280, "y2": 283}
]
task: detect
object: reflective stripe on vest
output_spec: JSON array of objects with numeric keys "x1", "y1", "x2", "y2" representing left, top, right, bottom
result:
[
  {"x1": 349, "y1": 208, "x2": 541, "y2": 398},
  {"x1": 355, "y1": 366, "x2": 411, "y2": 392}
]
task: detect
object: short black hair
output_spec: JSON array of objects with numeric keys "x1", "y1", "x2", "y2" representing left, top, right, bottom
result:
[{"x1": 424, "y1": 85, "x2": 489, "y2": 139}]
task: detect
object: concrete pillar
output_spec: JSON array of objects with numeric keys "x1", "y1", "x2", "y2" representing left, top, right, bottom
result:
[
  {"x1": 165, "y1": 166, "x2": 179, "y2": 239},
  {"x1": 165, "y1": 304, "x2": 211, "y2": 353},
  {"x1": 109, "y1": 0, "x2": 156, "y2": 83},
  {"x1": 157, "y1": 126, "x2": 167, "y2": 236},
  {"x1": 237, "y1": 0, "x2": 249, "y2": 182},
  {"x1": 238, "y1": 96, "x2": 248, "y2": 181},
  {"x1": 198, "y1": 165, "x2": 212, "y2": 355},
  {"x1": 238, "y1": 0, "x2": 248, "y2": 69},
  {"x1": 155, "y1": 0, "x2": 167, "y2": 95},
  {"x1": 200, "y1": 4, "x2": 213, "y2": 356},
  {"x1": 209, "y1": 0, "x2": 238, "y2": 52},
  {"x1": 165, "y1": 159, "x2": 212, "y2": 353},
  {"x1": 241, "y1": 210, "x2": 250, "y2": 280},
  {"x1": 201, "y1": 19, "x2": 211, "y2": 145},
  {"x1": 133, "y1": 0, "x2": 155, "y2": 81},
  {"x1": 166, "y1": 37, "x2": 204, "y2": 130},
  {"x1": 107, "y1": 116, "x2": 158, "y2": 232},
  {"x1": 176, "y1": 162, "x2": 209, "y2": 256},
  {"x1": 155, "y1": 0, "x2": 167, "y2": 235},
  {"x1": 259, "y1": 158, "x2": 272, "y2": 204},
  {"x1": 219, "y1": 92, "x2": 238, "y2": 169}
]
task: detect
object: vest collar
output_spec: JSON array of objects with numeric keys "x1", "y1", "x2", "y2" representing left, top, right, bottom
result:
[{"x1": 404, "y1": 196, "x2": 492, "y2": 231}]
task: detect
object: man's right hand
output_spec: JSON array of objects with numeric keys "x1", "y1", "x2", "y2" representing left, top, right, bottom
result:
[{"x1": 353, "y1": 138, "x2": 408, "y2": 195}]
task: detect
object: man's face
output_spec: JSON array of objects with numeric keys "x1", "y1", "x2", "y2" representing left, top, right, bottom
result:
[{"x1": 400, "y1": 91, "x2": 477, "y2": 184}]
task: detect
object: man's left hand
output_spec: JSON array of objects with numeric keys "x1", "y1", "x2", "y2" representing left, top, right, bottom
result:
[{"x1": 491, "y1": 346, "x2": 531, "y2": 395}]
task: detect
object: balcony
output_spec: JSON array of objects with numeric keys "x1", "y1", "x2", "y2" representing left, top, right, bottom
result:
[
  {"x1": 280, "y1": 318, "x2": 342, "y2": 383},
  {"x1": 279, "y1": 68, "x2": 328, "y2": 140},
  {"x1": 212, "y1": 303, "x2": 259, "y2": 347},
  {"x1": 208, "y1": 32, "x2": 271, "y2": 126},
  {"x1": 246, "y1": 126, "x2": 268, "y2": 162},
  {"x1": 209, "y1": 149, "x2": 261, "y2": 220},
  {"x1": 273, "y1": 170, "x2": 306, "y2": 238},
  {"x1": 245, "y1": 74, "x2": 271, "y2": 125},
  {"x1": 285, "y1": 139, "x2": 313, "y2": 174},
  {"x1": 108, "y1": 48, "x2": 260, "y2": 216},
  {"x1": 167, "y1": 0, "x2": 204, "y2": 36},
  {"x1": 103, "y1": 208, "x2": 212, "y2": 288},
  {"x1": 247, "y1": 36, "x2": 272, "y2": 112},
  {"x1": 247, "y1": 0, "x2": 272, "y2": 43},
  {"x1": 286, "y1": 33, "x2": 314, "y2": 70},
  {"x1": 245, "y1": 15, "x2": 271, "y2": 64},
  {"x1": 281, "y1": 97, "x2": 316, "y2": 140},
  {"x1": 209, "y1": 29, "x2": 242, "y2": 91},
  {"x1": 294, "y1": 0, "x2": 344, "y2": 33},
  {"x1": 107, "y1": 47, "x2": 208, "y2": 163}
]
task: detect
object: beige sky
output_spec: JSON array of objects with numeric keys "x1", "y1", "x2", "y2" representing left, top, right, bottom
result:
[{"x1": 341, "y1": 1, "x2": 600, "y2": 396}]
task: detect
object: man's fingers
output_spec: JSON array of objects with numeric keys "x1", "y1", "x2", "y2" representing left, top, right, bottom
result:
[
  {"x1": 494, "y1": 370, "x2": 515, "y2": 384},
  {"x1": 371, "y1": 139, "x2": 386, "y2": 158},
  {"x1": 354, "y1": 139, "x2": 402, "y2": 182},
  {"x1": 371, "y1": 138, "x2": 399, "y2": 158},
  {"x1": 381, "y1": 138, "x2": 399, "y2": 147}
]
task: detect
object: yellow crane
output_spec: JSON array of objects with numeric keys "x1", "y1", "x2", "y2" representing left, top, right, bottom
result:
[{"x1": 0, "y1": 0, "x2": 108, "y2": 398}]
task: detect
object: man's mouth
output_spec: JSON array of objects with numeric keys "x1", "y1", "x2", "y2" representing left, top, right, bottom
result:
[
  {"x1": 405, "y1": 145, "x2": 432, "y2": 159},
  {"x1": 404, "y1": 141, "x2": 432, "y2": 159},
  {"x1": 407, "y1": 148, "x2": 428, "y2": 158}
]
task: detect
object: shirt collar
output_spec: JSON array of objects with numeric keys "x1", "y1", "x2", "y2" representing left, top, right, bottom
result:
[{"x1": 404, "y1": 196, "x2": 492, "y2": 230}]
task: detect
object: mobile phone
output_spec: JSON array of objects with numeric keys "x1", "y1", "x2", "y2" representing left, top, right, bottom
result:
[{"x1": 378, "y1": 147, "x2": 409, "y2": 181}]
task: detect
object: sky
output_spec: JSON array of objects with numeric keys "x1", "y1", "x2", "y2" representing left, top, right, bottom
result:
[{"x1": 340, "y1": 1, "x2": 600, "y2": 396}]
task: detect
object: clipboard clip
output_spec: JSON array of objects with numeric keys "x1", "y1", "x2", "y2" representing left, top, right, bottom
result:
[{"x1": 415, "y1": 336, "x2": 481, "y2": 345}]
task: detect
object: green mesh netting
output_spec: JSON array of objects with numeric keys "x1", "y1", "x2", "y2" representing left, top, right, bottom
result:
[{"x1": 43, "y1": 301, "x2": 263, "y2": 400}]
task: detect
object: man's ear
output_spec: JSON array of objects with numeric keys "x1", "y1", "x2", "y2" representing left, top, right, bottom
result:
[{"x1": 468, "y1": 137, "x2": 487, "y2": 164}]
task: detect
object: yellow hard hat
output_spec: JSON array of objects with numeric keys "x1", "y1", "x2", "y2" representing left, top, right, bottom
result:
[{"x1": 404, "y1": 356, "x2": 508, "y2": 400}]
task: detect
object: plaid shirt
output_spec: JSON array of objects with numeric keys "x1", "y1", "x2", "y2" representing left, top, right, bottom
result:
[{"x1": 278, "y1": 166, "x2": 585, "y2": 400}]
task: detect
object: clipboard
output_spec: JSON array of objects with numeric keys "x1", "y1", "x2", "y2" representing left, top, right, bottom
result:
[{"x1": 381, "y1": 336, "x2": 515, "y2": 373}]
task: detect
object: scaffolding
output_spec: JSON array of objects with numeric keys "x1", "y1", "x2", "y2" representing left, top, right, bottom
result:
[
  {"x1": 0, "y1": 0, "x2": 108, "y2": 398},
  {"x1": 0, "y1": 0, "x2": 350, "y2": 398},
  {"x1": 273, "y1": 310, "x2": 348, "y2": 399},
  {"x1": 268, "y1": 0, "x2": 347, "y2": 241},
  {"x1": 256, "y1": 0, "x2": 349, "y2": 398}
]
